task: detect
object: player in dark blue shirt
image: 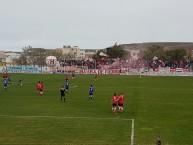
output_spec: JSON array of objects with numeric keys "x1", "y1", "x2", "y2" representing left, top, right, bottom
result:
[
  {"x1": 19, "y1": 78, "x2": 23, "y2": 86},
  {"x1": 3, "y1": 78, "x2": 8, "y2": 90},
  {"x1": 65, "y1": 80, "x2": 69, "y2": 93},
  {"x1": 8, "y1": 76, "x2": 11, "y2": 85},
  {"x1": 89, "y1": 85, "x2": 94, "y2": 99}
]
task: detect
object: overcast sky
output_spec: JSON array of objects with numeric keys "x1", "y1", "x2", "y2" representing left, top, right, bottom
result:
[{"x1": 0, "y1": 0, "x2": 193, "y2": 51}]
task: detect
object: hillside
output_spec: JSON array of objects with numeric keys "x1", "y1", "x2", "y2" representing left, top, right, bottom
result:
[{"x1": 120, "y1": 42, "x2": 193, "y2": 51}]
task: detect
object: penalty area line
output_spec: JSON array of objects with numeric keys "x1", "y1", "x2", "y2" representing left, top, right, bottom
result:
[{"x1": 0, "y1": 114, "x2": 132, "y2": 120}]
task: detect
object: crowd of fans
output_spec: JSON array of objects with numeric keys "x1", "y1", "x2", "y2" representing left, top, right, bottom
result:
[
  {"x1": 59, "y1": 56, "x2": 192, "y2": 70},
  {"x1": 60, "y1": 59, "x2": 98, "y2": 69}
]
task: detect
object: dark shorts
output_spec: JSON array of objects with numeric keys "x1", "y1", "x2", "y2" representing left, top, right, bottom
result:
[
  {"x1": 89, "y1": 92, "x2": 93, "y2": 95},
  {"x1": 61, "y1": 94, "x2": 65, "y2": 97},
  {"x1": 4, "y1": 84, "x2": 7, "y2": 87},
  {"x1": 39, "y1": 89, "x2": 43, "y2": 92},
  {"x1": 118, "y1": 103, "x2": 123, "y2": 106},
  {"x1": 112, "y1": 103, "x2": 117, "y2": 107}
]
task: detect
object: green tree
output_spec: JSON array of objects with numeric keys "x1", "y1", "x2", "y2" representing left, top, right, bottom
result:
[
  {"x1": 16, "y1": 53, "x2": 28, "y2": 66},
  {"x1": 92, "y1": 50, "x2": 107, "y2": 61},
  {"x1": 17, "y1": 47, "x2": 48, "y2": 66},
  {"x1": 48, "y1": 49, "x2": 64, "y2": 62},
  {"x1": 142, "y1": 45, "x2": 165, "y2": 61},
  {"x1": 171, "y1": 48, "x2": 186, "y2": 62},
  {"x1": 107, "y1": 44, "x2": 128, "y2": 59},
  {"x1": 164, "y1": 50, "x2": 172, "y2": 62}
]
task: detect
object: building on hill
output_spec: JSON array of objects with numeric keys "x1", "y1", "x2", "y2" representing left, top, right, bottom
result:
[
  {"x1": 4, "y1": 51, "x2": 21, "y2": 66},
  {"x1": 0, "y1": 51, "x2": 6, "y2": 66},
  {"x1": 1, "y1": 45, "x2": 101, "y2": 67},
  {"x1": 81, "y1": 49, "x2": 99, "y2": 60},
  {"x1": 0, "y1": 51, "x2": 21, "y2": 66},
  {"x1": 56, "y1": 46, "x2": 99, "y2": 60},
  {"x1": 55, "y1": 45, "x2": 80, "y2": 60}
]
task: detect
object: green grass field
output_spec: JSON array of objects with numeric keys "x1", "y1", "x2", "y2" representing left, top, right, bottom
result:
[{"x1": 1, "y1": 74, "x2": 193, "y2": 145}]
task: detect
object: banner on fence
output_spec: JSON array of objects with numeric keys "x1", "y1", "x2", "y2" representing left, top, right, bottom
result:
[
  {"x1": 6, "y1": 66, "x2": 42, "y2": 73},
  {"x1": 1, "y1": 65, "x2": 192, "y2": 76},
  {"x1": 80, "y1": 69, "x2": 120, "y2": 74},
  {"x1": 0, "y1": 66, "x2": 7, "y2": 73}
]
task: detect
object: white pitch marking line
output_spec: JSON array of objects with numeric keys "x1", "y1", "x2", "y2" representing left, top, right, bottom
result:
[
  {"x1": 0, "y1": 114, "x2": 132, "y2": 120},
  {"x1": 131, "y1": 119, "x2": 135, "y2": 145}
]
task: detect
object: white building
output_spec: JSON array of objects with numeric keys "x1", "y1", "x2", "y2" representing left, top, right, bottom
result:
[
  {"x1": 55, "y1": 45, "x2": 99, "y2": 60},
  {"x1": 55, "y1": 45, "x2": 80, "y2": 59},
  {"x1": 0, "y1": 51, "x2": 21, "y2": 66},
  {"x1": 0, "y1": 51, "x2": 6, "y2": 66},
  {"x1": 0, "y1": 45, "x2": 100, "y2": 66},
  {"x1": 82, "y1": 49, "x2": 99, "y2": 60}
]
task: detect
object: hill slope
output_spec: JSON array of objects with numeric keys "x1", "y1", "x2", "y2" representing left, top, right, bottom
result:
[{"x1": 121, "y1": 42, "x2": 193, "y2": 51}]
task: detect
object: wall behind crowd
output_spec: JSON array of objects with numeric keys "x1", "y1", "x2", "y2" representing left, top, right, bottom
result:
[{"x1": 1, "y1": 66, "x2": 193, "y2": 76}]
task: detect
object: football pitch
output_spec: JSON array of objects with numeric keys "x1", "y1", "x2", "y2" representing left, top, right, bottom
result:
[{"x1": 1, "y1": 74, "x2": 193, "y2": 145}]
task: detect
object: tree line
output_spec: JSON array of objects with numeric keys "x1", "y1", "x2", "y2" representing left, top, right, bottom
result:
[
  {"x1": 16, "y1": 44, "x2": 192, "y2": 67},
  {"x1": 94, "y1": 44, "x2": 191, "y2": 67},
  {"x1": 16, "y1": 46, "x2": 75, "y2": 66}
]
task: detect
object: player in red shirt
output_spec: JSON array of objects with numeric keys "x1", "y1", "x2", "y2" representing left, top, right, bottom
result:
[
  {"x1": 65, "y1": 74, "x2": 68, "y2": 81},
  {"x1": 39, "y1": 82, "x2": 44, "y2": 95},
  {"x1": 95, "y1": 73, "x2": 98, "y2": 81},
  {"x1": 71, "y1": 71, "x2": 75, "y2": 79},
  {"x1": 111, "y1": 93, "x2": 119, "y2": 114},
  {"x1": 2, "y1": 73, "x2": 6, "y2": 79},
  {"x1": 36, "y1": 81, "x2": 41, "y2": 94},
  {"x1": 2, "y1": 72, "x2": 8, "y2": 79},
  {"x1": 118, "y1": 93, "x2": 125, "y2": 113}
]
